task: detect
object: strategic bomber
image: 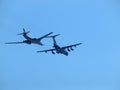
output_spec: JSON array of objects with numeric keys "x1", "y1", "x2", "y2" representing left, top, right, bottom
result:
[
  {"x1": 37, "y1": 34, "x2": 82, "y2": 56},
  {"x1": 5, "y1": 28, "x2": 53, "y2": 45}
]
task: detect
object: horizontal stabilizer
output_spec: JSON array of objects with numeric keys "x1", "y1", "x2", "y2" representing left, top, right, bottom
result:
[{"x1": 17, "y1": 28, "x2": 30, "y2": 35}]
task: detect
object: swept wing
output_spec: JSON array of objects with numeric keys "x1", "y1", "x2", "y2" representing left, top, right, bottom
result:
[
  {"x1": 37, "y1": 49, "x2": 56, "y2": 53},
  {"x1": 37, "y1": 43, "x2": 82, "y2": 53},
  {"x1": 62, "y1": 43, "x2": 82, "y2": 49},
  {"x1": 38, "y1": 32, "x2": 53, "y2": 40},
  {"x1": 5, "y1": 41, "x2": 25, "y2": 44}
]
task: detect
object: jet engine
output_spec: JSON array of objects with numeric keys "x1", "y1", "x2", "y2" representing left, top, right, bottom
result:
[{"x1": 52, "y1": 51, "x2": 55, "y2": 54}]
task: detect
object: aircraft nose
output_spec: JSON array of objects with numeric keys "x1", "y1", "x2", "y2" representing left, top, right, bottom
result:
[
  {"x1": 66, "y1": 54, "x2": 68, "y2": 56},
  {"x1": 41, "y1": 43, "x2": 44, "y2": 46},
  {"x1": 65, "y1": 52, "x2": 68, "y2": 56},
  {"x1": 38, "y1": 42, "x2": 44, "y2": 46}
]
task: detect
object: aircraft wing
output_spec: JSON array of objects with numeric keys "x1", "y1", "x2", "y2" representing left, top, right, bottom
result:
[
  {"x1": 38, "y1": 32, "x2": 53, "y2": 40},
  {"x1": 62, "y1": 43, "x2": 82, "y2": 49},
  {"x1": 37, "y1": 48, "x2": 56, "y2": 53},
  {"x1": 5, "y1": 41, "x2": 25, "y2": 44}
]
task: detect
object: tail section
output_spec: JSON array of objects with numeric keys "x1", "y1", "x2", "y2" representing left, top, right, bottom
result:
[
  {"x1": 17, "y1": 28, "x2": 30, "y2": 35},
  {"x1": 47, "y1": 34, "x2": 60, "y2": 45}
]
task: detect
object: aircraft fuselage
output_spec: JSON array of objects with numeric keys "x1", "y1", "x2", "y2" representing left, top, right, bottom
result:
[
  {"x1": 23, "y1": 34, "x2": 43, "y2": 45},
  {"x1": 23, "y1": 39, "x2": 42, "y2": 45},
  {"x1": 53, "y1": 44, "x2": 68, "y2": 56}
]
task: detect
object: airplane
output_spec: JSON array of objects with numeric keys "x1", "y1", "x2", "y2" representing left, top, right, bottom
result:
[
  {"x1": 37, "y1": 34, "x2": 82, "y2": 56},
  {"x1": 5, "y1": 28, "x2": 53, "y2": 45}
]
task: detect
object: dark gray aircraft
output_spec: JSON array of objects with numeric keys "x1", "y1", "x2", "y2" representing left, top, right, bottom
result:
[
  {"x1": 5, "y1": 28, "x2": 53, "y2": 45},
  {"x1": 37, "y1": 34, "x2": 82, "y2": 56}
]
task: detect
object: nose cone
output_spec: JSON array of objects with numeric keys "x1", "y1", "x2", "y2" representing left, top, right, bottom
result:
[
  {"x1": 64, "y1": 52, "x2": 68, "y2": 56},
  {"x1": 38, "y1": 42, "x2": 44, "y2": 46}
]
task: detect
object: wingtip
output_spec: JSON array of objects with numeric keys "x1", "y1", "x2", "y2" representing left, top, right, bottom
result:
[
  {"x1": 5, "y1": 42, "x2": 12, "y2": 44},
  {"x1": 37, "y1": 51, "x2": 40, "y2": 53},
  {"x1": 49, "y1": 32, "x2": 53, "y2": 35},
  {"x1": 78, "y1": 43, "x2": 82, "y2": 45},
  {"x1": 5, "y1": 42, "x2": 8, "y2": 44},
  {"x1": 5, "y1": 42, "x2": 11, "y2": 44}
]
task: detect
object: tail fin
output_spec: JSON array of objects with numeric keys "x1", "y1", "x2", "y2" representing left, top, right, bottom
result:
[
  {"x1": 47, "y1": 34, "x2": 60, "y2": 44},
  {"x1": 17, "y1": 28, "x2": 30, "y2": 35}
]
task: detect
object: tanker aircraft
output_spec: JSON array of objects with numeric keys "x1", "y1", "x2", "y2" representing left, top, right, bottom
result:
[{"x1": 37, "y1": 34, "x2": 82, "y2": 56}]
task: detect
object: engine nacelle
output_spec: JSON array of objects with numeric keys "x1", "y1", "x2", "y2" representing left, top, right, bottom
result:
[
  {"x1": 67, "y1": 48, "x2": 71, "y2": 52},
  {"x1": 52, "y1": 51, "x2": 55, "y2": 54},
  {"x1": 70, "y1": 47, "x2": 74, "y2": 51}
]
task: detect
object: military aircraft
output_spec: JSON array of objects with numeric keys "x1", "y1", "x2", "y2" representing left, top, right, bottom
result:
[
  {"x1": 37, "y1": 34, "x2": 82, "y2": 56},
  {"x1": 5, "y1": 28, "x2": 53, "y2": 45}
]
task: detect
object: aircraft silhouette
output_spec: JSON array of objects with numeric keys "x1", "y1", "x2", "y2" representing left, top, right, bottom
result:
[
  {"x1": 37, "y1": 34, "x2": 82, "y2": 56},
  {"x1": 5, "y1": 28, "x2": 53, "y2": 45}
]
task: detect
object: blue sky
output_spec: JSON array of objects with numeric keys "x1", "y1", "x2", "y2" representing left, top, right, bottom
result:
[{"x1": 0, "y1": 0, "x2": 120, "y2": 90}]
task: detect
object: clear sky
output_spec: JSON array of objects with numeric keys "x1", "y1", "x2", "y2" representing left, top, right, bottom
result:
[{"x1": 0, "y1": 0, "x2": 120, "y2": 90}]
